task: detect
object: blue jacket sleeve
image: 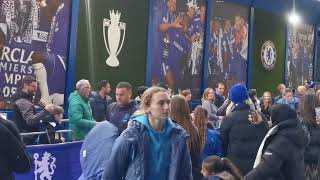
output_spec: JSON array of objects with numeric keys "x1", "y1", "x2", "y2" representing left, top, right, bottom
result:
[
  {"x1": 103, "y1": 134, "x2": 131, "y2": 180},
  {"x1": 214, "y1": 133, "x2": 224, "y2": 157},
  {"x1": 177, "y1": 140, "x2": 193, "y2": 180}
]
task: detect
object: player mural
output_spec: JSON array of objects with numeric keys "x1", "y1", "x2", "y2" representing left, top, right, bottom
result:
[
  {"x1": 151, "y1": 0, "x2": 206, "y2": 99},
  {"x1": 207, "y1": 2, "x2": 249, "y2": 89},
  {"x1": 287, "y1": 24, "x2": 314, "y2": 89},
  {"x1": 0, "y1": 0, "x2": 70, "y2": 108}
]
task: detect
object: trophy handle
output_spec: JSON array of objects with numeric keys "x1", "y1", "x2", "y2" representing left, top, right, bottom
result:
[
  {"x1": 103, "y1": 19, "x2": 111, "y2": 55},
  {"x1": 115, "y1": 27, "x2": 125, "y2": 56}
]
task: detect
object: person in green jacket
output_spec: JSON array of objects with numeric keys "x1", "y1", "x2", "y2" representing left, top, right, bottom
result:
[{"x1": 69, "y1": 79, "x2": 97, "y2": 141}]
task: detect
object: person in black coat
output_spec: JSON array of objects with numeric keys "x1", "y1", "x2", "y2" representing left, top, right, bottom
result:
[
  {"x1": 0, "y1": 117, "x2": 32, "y2": 180},
  {"x1": 220, "y1": 84, "x2": 269, "y2": 175},
  {"x1": 245, "y1": 104, "x2": 309, "y2": 180},
  {"x1": 299, "y1": 93, "x2": 320, "y2": 179}
]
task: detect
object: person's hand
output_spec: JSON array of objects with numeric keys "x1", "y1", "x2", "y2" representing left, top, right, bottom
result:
[
  {"x1": 190, "y1": 34, "x2": 197, "y2": 43},
  {"x1": 45, "y1": 104, "x2": 55, "y2": 113},
  {"x1": 52, "y1": 105, "x2": 64, "y2": 115},
  {"x1": 36, "y1": 0, "x2": 47, "y2": 7},
  {"x1": 54, "y1": 113, "x2": 63, "y2": 123},
  {"x1": 172, "y1": 16, "x2": 182, "y2": 29}
]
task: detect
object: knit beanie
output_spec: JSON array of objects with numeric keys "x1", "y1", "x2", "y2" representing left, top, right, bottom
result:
[{"x1": 230, "y1": 84, "x2": 249, "y2": 104}]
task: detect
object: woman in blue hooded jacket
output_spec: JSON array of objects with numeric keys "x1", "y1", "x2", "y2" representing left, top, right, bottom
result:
[{"x1": 103, "y1": 87, "x2": 192, "y2": 180}]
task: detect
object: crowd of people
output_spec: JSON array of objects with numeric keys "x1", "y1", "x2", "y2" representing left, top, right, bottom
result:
[{"x1": 1, "y1": 75, "x2": 320, "y2": 180}]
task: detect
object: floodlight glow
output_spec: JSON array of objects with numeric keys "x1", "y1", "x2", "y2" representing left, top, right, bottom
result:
[{"x1": 288, "y1": 11, "x2": 301, "y2": 25}]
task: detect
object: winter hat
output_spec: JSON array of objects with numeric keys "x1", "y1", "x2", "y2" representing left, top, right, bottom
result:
[
  {"x1": 230, "y1": 84, "x2": 249, "y2": 104},
  {"x1": 307, "y1": 81, "x2": 316, "y2": 89},
  {"x1": 271, "y1": 104, "x2": 297, "y2": 126}
]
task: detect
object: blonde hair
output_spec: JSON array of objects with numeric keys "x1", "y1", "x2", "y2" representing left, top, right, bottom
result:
[
  {"x1": 202, "y1": 88, "x2": 215, "y2": 102},
  {"x1": 133, "y1": 86, "x2": 168, "y2": 116}
]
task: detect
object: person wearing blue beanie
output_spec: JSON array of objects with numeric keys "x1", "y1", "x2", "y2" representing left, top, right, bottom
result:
[
  {"x1": 220, "y1": 84, "x2": 269, "y2": 175},
  {"x1": 230, "y1": 84, "x2": 249, "y2": 104}
]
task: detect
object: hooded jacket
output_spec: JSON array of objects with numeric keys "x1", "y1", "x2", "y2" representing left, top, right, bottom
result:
[
  {"x1": 245, "y1": 104, "x2": 309, "y2": 180},
  {"x1": 103, "y1": 114, "x2": 192, "y2": 180},
  {"x1": 79, "y1": 121, "x2": 119, "y2": 180},
  {"x1": 68, "y1": 91, "x2": 96, "y2": 141}
]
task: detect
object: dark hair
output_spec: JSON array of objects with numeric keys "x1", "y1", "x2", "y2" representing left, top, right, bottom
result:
[
  {"x1": 193, "y1": 106, "x2": 208, "y2": 151},
  {"x1": 301, "y1": 93, "x2": 320, "y2": 127},
  {"x1": 181, "y1": 89, "x2": 191, "y2": 97},
  {"x1": 21, "y1": 76, "x2": 36, "y2": 86},
  {"x1": 202, "y1": 156, "x2": 242, "y2": 180},
  {"x1": 97, "y1": 80, "x2": 109, "y2": 91},
  {"x1": 248, "y1": 89, "x2": 257, "y2": 99},
  {"x1": 170, "y1": 95, "x2": 200, "y2": 154},
  {"x1": 158, "y1": 83, "x2": 168, "y2": 90},
  {"x1": 284, "y1": 88, "x2": 293, "y2": 95},
  {"x1": 137, "y1": 86, "x2": 148, "y2": 97},
  {"x1": 216, "y1": 82, "x2": 225, "y2": 88},
  {"x1": 116, "y1": 82, "x2": 132, "y2": 90}
]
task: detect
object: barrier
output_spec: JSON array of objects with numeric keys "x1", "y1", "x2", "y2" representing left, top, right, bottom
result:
[
  {"x1": 16, "y1": 141, "x2": 83, "y2": 180},
  {"x1": 21, "y1": 129, "x2": 76, "y2": 143}
]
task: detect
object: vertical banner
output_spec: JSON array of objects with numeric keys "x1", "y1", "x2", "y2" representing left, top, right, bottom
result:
[
  {"x1": 0, "y1": 0, "x2": 71, "y2": 108},
  {"x1": 207, "y1": 1, "x2": 249, "y2": 90},
  {"x1": 316, "y1": 27, "x2": 320, "y2": 81},
  {"x1": 287, "y1": 24, "x2": 314, "y2": 88},
  {"x1": 75, "y1": 0, "x2": 149, "y2": 94},
  {"x1": 150, "y1": 0, "x2": 206, "y2": 99},
  {"x1": 252, "y1": 9, "x2": 286, "y2": 96}
]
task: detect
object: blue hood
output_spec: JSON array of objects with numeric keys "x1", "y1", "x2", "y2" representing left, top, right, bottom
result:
[
  {"x1": 79, "y1": 121, "x2": 119, "y2": 179},
  {"x1": 131, "y1": 114, "x2": 174, "y2": 133}
]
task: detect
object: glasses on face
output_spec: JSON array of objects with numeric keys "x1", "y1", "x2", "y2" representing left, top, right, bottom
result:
[{"x1": 28, "y1": 84, "x2": 37, "y2": 89}]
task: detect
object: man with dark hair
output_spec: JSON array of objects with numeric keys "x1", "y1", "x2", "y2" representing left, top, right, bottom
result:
[
  {"x1": 215, "y1": 82, "x2": 226, "y2": 108},
  {"x1": 106, "y1": 82, "x2": 137, "y2": 132},
  {"x1": 12, "y1": 76, "x2": 63, "y2": 145},
  {"x1": 89, "y1": 80, "x2": 113, "y2": 122}
]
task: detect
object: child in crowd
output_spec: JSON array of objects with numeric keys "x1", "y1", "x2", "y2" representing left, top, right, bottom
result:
[{"x1": 201, "y1": 156, "x2": 242, "y2": 180}]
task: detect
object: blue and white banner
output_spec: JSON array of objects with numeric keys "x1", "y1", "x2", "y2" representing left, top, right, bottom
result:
[
  {"x1": 16, "y1": 142, "x2": 82, "y2": 180},
  {"x1": 0, "y1": 0, "x2": 71, "y2": 108},
  {"x1": 287, "y1": 24, "x2": 314, "y2": 88}
]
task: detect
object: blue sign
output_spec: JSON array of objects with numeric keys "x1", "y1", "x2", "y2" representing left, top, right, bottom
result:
[{"x1": 16, "y1": 142, "x2": 82, "y2": 180}]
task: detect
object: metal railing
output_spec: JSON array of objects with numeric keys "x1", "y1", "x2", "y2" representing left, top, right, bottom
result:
[{"x1": 20, "y1": 129, "x2": 75, "y2": 144}]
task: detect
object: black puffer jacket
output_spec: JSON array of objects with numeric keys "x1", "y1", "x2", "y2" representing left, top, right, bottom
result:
[
  {"x1": 303, "y1": 122, "x2": 320, "y2": 166},
  {"x1": 220, "y1": 103, "x2": 269, "y2": 175},
  {"x1": 0, "y1": 122, "x2": 31, "y2": 180},
  {"x1": 245, "y1": 104, "x2": 309, "y2": 180}
]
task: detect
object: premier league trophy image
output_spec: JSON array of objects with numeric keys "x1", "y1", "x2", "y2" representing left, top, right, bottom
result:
[{"x1": 103, "y1": 10, "x2": 126, "y2": 67}]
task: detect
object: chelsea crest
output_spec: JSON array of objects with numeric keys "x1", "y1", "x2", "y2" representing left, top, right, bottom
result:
[{"x1": 261, "y1": 40, "x2": 277, "y2": 70}]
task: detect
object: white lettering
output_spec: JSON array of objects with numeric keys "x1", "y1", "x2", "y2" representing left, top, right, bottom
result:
[
  {"x1": 10, "y1": 48, "x2": 21, "y2": 63},
  {"x1": 1, "y1": 46, "x2": 10, "y2": 61}
]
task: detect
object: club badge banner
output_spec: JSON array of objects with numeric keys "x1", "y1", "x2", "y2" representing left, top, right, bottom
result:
[
  {"x1": 287, "y1": 24, "x2": 314, "y2": 88},
  {"x1": 207, "y1": 1, "x2": 249, "y2": 90},
  {"x1": 252, "y1": 9, "x2": 286, "y2": 96},
  {"x1": 0, "y1": 0, "x2": 70, "y2": 108},
  {"x1": 16, "y1": 142, "x2": 82, "y2": 180},
  {"x1": 151, "y1": 0, "x2": 206, "y2": 99}
]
